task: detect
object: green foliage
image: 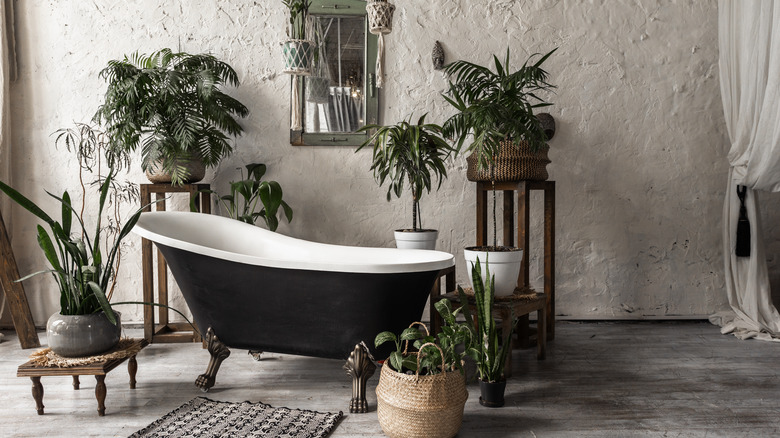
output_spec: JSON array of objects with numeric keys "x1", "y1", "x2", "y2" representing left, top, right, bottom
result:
[
  {"x1": 94, "y1": 48, "x2": 249, "y2": 186},
  {"x1": 357, "y1": 114, "x2": 453, "y2": 231},
  {"x1": 282, "y1": 0, "x2": 312, "y2": 39},
  {"x1": 191, "y1": 163, "x2": 292, "y2": 232},
  {"x1": 441, "y1": 48, "x2": 556, "y2": 170},
  {"x1": 374, "y1": 303, "x2": 476, "y2": 376},
  {"x1": 0, "y1": 174, "x2": 147, "y2": 325},
  {"x1": 458, "y1": 257, "x2": 515, "y2": 383}
]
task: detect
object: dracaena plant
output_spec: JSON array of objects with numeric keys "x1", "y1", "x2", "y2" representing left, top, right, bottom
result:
[
  {"x1": 94, "y1": 48, "x2": 249, "y2": 186},
  {"x1": 191, "y1": 163, "x2": 293, "y2": 231},
  {"x1": 357, "y1": 114, "x2": 453, "y2": 231}
]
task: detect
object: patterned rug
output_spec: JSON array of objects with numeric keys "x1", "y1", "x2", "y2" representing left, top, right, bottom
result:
[{"x1": 129, "y1": 397, "x2": 343, "y2": 438}]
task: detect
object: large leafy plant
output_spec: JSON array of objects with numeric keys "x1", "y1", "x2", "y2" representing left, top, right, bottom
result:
[
  {"x1": 441, "y1": 48, "x2": 556, "y2": 169},
  {"x1": 357, "y1": 114, "x2": 453, "y2": 231},
  {"x1": 191, "y1": 163, "x2": 293, "y2": 232},
  {"x1": 0, "y1": 174, "x2": 142, "y2": 325},
  {"x1": 459, "y1": 257, "x2": 515, "y2": 383},
  {"x1": 375, "y1": 304, "x2": 475, "y2": 376},
  {"x1": 94, "y1": 48, "x2": 249, "y2": 185}
]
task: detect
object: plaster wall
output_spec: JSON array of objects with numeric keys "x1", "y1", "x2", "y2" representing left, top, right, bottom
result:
[{"x1": 2, "y1": 0, "x2": 765, "y2": 327}]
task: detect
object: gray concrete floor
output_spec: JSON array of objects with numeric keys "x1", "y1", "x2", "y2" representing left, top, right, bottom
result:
[{"x1": 1, "y1": 321, "x2": 779, "y2": 437}]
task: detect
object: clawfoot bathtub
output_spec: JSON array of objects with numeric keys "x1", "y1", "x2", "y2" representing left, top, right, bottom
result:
[{"x1": 133, "y1": 211, "x2": 454, "y2": 413}]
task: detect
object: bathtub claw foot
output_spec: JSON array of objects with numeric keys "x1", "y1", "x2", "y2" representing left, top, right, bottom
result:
[
  {"x1": 248, "y1": 350, "x2": 263, "y2": 361},
  {"x1": 344, "y1": 342, "x2": 376, "y2": 414},
  {"x1": 195, "y1": 327, "x2": 231, "y2": 392}
]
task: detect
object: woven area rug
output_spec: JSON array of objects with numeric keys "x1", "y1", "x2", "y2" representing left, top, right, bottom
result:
[{"x1": 129, "y1": 397, "x2": 343, "y2": 438}]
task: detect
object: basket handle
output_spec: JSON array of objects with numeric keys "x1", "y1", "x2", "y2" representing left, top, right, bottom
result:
[
  {"x1": 415, "y1": 342, "x2": 445, "y2": 377},
  {"x1": 402, "y1": 321, "x2": 430, "y2": 355}
]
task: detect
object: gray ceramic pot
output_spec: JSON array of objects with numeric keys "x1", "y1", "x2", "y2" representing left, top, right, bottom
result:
[{"x1": 46, "y1": 311, "x2": 121, "y2": 357}]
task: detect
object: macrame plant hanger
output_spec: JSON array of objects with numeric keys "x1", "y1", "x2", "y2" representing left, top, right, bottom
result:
[
  {"x1": 736, "y1": 185, "x2": 750, "y2": 257},
  {"x1": 366, "y1": 0, "x2": 395, "y2": 88}
]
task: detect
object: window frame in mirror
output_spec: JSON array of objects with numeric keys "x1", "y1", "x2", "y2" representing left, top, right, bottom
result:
[{"x1": 290, "y1": 0, "x2": 379, "y2": 147}]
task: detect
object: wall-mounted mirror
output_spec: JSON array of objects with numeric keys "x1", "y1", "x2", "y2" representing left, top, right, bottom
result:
[{"x1": 290, "y1": 0, "x2": 379, "y2": 146}]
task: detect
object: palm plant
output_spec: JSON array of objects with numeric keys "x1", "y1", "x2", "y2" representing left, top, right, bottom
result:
[
  {"x1": 357, "y1": 114, "x2": 453, "y2": 231},
  {"x1": 191, "y1": 163, "x2": 293, "y2": 232},
  {"x1": 442, "y1": 48, "x2": 555, "y2": 249},
  {"x1": 94, "y1": 48, "x2": 249, "y2": 186}
]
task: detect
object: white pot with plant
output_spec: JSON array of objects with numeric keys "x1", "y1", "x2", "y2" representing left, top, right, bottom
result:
[
  {"x1": 94, "y1": 48, "x2": 249, "y2": 186},
  {"x1": 357, "y1": 114, "x2": 453, "y2": 250},
  {"x1": 442, "y1": 48, "x2": 556, "y2": 295}
]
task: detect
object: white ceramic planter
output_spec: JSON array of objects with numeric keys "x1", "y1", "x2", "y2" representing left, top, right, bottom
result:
[
  {"x1": 394, "y1": 229, "x2": 438, "y2": 250},
  {"x1": 47, "y1": 311, "x2": 121, "y2": 357},
  {"x1": 463, "y1": 247, "x2": 523, "y2": 296}
]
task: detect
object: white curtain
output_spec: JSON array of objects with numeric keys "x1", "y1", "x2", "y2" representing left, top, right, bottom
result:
[
  {"x1": 710, "y1": 0, "x2": 780, "y2": 341},
  {"x1": 0, "y1": 0, "x2": 16, "y2": 332}
]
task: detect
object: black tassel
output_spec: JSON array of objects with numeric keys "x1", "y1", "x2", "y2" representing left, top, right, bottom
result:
[{"x1": 736, "y1": 185, "x2": 750, "y2": 257}]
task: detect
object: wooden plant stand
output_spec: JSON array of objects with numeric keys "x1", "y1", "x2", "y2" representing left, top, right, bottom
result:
[
  {"x1": 434, "y1": 291, "x2": 546, "y2": 378},
  {"x1": 17, "y1": 339, "x2": 148, "y2": 416},
  {"x1": 476, "y1": 180, "x2": 555, "y2": 341},
  {"x1": 140, "y1": 183, "x2": 211, "y2": 343}
]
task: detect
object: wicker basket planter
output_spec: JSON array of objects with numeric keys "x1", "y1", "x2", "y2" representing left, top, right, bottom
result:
[
  {"x1": 366, "y1": 0, "x2": 395, "y2": 34},
  {"x1": 466, "y1": 140, "x2": 551, "y2": 182},
  {"x1": 376, "y1": 343, "x2": 468, "y2": 438}
]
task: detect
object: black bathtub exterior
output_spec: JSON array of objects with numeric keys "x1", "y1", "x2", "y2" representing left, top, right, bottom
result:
[{"x1": 156, "y1": 243, "x2": 440, "y2": 360}]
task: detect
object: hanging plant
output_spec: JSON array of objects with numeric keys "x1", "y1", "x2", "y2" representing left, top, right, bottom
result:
[
  {"x1": 366, "y1": 0, "x2": 395, "y2": 88},
  {"x1": 282, "y1": 0, "x2": 314, "y2": 76}
]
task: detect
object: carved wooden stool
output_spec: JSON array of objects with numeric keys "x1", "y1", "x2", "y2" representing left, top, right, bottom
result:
[{"x1": 17, "y1": 339, "x2": 148, "y2": 416}]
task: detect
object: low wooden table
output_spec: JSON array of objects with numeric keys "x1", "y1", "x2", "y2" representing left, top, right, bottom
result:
[
  {"x1": 434, "y1": 291, "x2": 546, "y2": 378},
  {"x1": 17, "y1": 339, "x2": 148, "y2": 416}
]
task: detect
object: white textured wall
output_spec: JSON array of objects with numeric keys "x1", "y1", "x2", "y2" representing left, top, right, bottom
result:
[{"x1": 2, "y1": 0, "x2": 756, "y2": 326}]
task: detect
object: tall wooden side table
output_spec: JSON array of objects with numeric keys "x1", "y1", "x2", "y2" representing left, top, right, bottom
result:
[
  {"x1": 140, "y1": 183, "x2": 211, "y2": 343},
  {"x1": 476, "y1": 180, "x2": 555, "y2": 340}
]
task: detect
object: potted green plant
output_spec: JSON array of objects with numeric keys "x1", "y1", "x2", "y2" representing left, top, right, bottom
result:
[
  {"x1": 442, "y1": 48, "x2": 556, "y2": 295},
  {"x1": 282, "y1": 0, "x2": 314, "y2": 75},
  {"x1": 357, "y1": 114, "x2": 453, "y2": 250},
  {"x1": 191, "y1": 163, "x2": 293, "y2": 231},
  {"x1": 459, "y1": 257, "x2": 515, "y2": 407},
  {"x1": 94, "y1": 48, "x2": 249, "y2": 186},
  {"x1": 374, "y1": 317, "x2": 470, "y2": 438},
  {"x1": 0, "y1": 122, "x2": 144, "y2": 356}
]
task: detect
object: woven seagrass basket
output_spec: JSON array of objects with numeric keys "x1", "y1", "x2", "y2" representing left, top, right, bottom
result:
[
  {"x1": 376, "y1": 342, "x2": 468, "y2": 438},
  {"x1": 466, "y1": 140, "x2": 551, "y2": 182}
]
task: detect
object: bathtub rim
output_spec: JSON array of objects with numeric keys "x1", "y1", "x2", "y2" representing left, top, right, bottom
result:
[{"x1": 133, "y1": 211, "x2": 455, "y2": 274}]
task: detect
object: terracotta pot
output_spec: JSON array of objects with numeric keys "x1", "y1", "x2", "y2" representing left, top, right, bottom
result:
[
  {"x1": 145, "y1": 157, "x2": 206, "y2": 184},
  {"x1": 46, "y1": 311, "x2": 121, "y2": 357}
]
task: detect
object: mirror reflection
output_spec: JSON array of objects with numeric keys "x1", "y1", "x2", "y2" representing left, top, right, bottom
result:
[{"x1": 304, "y1": 15, "x2": 366, "y2": 134}]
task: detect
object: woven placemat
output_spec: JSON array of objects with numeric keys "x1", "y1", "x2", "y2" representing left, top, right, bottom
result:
[
  {"x1": 29, "y1": 338, "x2": 143, "y2": 368},
  {"x1": 460, "y1": 286, "x2": 539, "y2": 301},
  {"x1": 129, "y1": 397, "x2": 343, "y2": 438}
]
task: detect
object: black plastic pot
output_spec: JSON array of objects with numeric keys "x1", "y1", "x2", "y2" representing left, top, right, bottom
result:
[{"x1": 479, "y1": 379, "x2": 506, "y2": 408}]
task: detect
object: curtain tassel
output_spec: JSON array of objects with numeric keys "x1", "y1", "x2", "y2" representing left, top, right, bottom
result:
[{"x1": 736, "y1": 185, "x2": 750, "y2": 257}]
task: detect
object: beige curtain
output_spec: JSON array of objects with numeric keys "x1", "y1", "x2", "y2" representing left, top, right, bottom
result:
[
  {"x1": 710, "y1": 0, "x2": 780, "y2": 341},
  {"x1": 0, "y1": 0, "x2": 16, "y2": 329}
]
